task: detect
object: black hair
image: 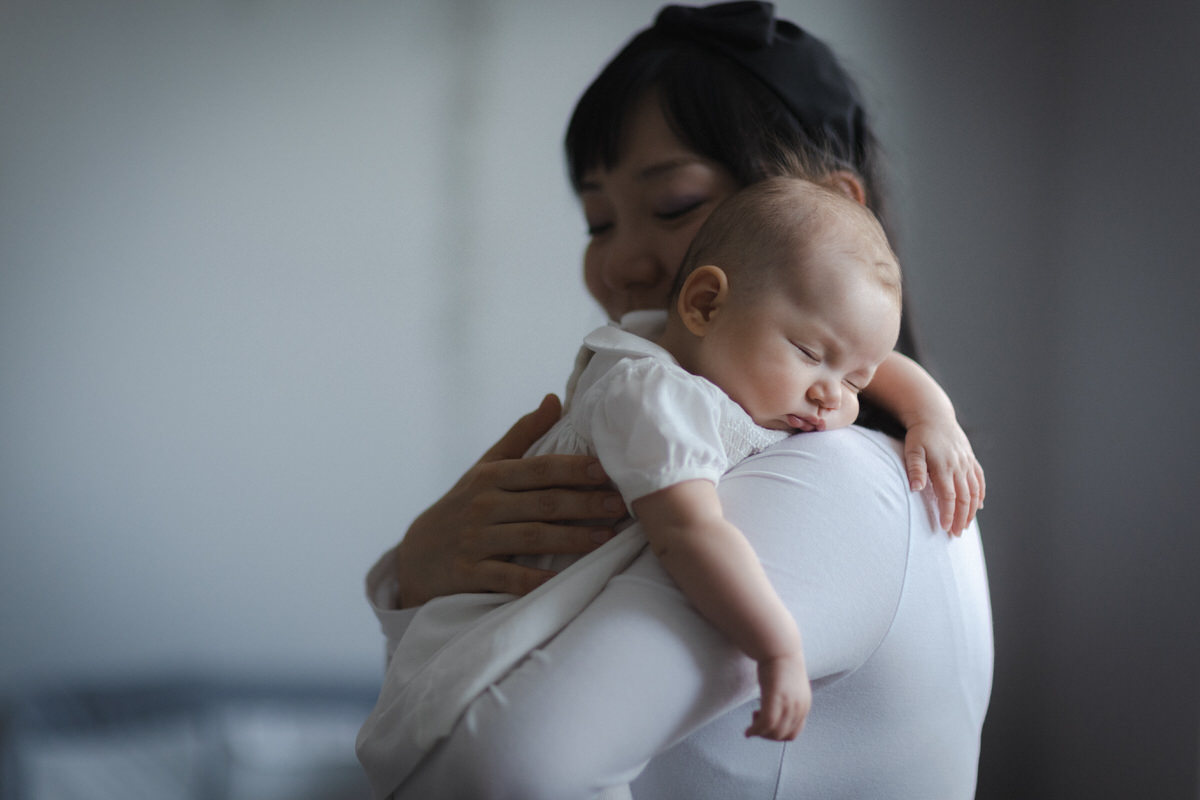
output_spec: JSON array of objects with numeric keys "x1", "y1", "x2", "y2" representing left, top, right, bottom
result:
[{"x1": 567, "y1": 37, "x2": 889, "y2": 236}]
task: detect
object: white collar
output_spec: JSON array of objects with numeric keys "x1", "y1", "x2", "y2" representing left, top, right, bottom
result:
[{"x1": 581, "y1": 310, "x2": 674, "y2": 364}]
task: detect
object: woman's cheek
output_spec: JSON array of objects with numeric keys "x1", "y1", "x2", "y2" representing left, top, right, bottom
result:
[
  {"x1": 670, "y1": 219, "x2": 708, "y2": 277},
  {"x1": 582, "y1": 245, "x2": 611, "y2": 313}
]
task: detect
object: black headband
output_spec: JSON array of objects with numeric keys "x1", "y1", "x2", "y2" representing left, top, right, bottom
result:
[{"x1": 631, "y1": 1, "x2": 865, "y2": 167}]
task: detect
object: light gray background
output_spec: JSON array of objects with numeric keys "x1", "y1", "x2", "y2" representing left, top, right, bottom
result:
[{"x1": 2, "y1": 1, "x2": 1197, "y2": 797}]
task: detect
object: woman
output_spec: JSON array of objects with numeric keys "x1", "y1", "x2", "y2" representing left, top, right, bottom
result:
[{"x1": 366, "y1": 4, "x2": 993, "y2": 797}]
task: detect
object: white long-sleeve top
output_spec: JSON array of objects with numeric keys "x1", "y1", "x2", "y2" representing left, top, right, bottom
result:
[{"x1": 364, "y1": 426, "x2": 994, "y2": 799}]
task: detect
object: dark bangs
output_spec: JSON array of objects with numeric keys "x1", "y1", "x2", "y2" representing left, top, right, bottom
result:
[{"x1": 565, "y1": 42, "x2": 818, "y2": 192}]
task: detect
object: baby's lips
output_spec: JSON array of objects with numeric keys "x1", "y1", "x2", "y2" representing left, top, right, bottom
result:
[{"x1": 786, "y1": 414, "x2": 825, "y2": 432}]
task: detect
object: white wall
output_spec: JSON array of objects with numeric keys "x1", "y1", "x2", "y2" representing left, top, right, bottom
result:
[
  {"x1": 0, "y1": 0, "x2": 606, "y2": 687},
  {"x1": 2, "y1": 0, "x2": 1198, "y2": 796}
]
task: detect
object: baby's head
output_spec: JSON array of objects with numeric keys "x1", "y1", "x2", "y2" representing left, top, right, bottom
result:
[{"x1": 662, "y1": 177, "x2": 902, "y2": 433}]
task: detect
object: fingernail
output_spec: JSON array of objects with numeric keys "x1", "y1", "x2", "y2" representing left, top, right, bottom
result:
[
  {"x1": 603, "y1": 496, "x2": 624, "y2": 514},
  {"x1": 587, "y1": 461, "x2": 606, "y2": 481},
  {"x1": 591, "y1": 528, "x2": 614, "y2": 544}
]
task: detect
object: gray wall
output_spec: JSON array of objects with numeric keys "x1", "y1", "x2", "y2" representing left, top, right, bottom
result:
[{"x1": 2, "y1": 1, "x2": 1197, "y2": 796}]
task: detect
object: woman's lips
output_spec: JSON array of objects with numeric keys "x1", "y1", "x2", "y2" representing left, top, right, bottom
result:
[{"x1": 786, "y1": 414, "x2": 825, "y2": 432}]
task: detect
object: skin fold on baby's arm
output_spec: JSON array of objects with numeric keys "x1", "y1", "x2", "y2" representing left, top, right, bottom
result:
[{"x1": 632, "y1": 479, "x2": 812, "y2": 741}]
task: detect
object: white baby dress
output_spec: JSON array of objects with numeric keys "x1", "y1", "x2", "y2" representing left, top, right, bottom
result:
[{"x1": 356, "y1": 311, "x2": 786, "y2": 799}]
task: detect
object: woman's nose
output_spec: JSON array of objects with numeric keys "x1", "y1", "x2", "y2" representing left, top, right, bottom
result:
[{"x1": 602, "y1": 231, "x2": 665, "y2": 290}]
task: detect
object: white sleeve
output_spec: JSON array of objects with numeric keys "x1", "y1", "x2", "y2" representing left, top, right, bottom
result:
[
  {"x1": 589, "y1": 358, "x2": 729, "y2": 509},
  {"x1": 364, "y1": 546, "x2": 418, "y2": 666},
  {"x1": 393, "y1": 428, "x2": 910, "y2": 800}
]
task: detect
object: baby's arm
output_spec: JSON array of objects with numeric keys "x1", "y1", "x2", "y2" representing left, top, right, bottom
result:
[
  {"x1": 863, "y1": 351, "x2": 986, "y2": 535},
  {"x1": 632, "y1": 479, "x2": 810, "y2": 741}
]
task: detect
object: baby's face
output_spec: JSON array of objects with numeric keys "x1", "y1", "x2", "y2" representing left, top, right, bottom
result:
[{"x1": 691, "y1": 258, "x2": 900, "y2": 434}]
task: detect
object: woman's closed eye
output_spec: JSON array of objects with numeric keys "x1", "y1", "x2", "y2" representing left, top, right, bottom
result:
[
  {"x1": 654, "y1": 197, "x2": 707, "y2": 222},
  {"x1": 586, "y1": 219, "x2": 613, "y2": 237},
  {"x1": 586, "y1": 197, "x2": 706, "y2": 236}
]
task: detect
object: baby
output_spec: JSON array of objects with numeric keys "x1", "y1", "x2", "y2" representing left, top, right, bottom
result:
[
  {"x1": 358, "y1": 176, "x2": 901, "y2": 795},
  {"x1": 527, "y1": 175, "x2": 900, "y2": 738}
]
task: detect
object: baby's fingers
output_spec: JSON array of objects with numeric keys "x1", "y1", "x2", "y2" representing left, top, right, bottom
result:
[
  {"x1": 951, "y1": 470, "x2": 972, "y2": 536},
  {"x1": 930, "y1": 464, "x2": 958, "y2": 533},
  {"x1": 745, "y1": 693, "x2": 782, "y2": 739},
  {"x1": 746, "y1": 697, "x2": 805, "y2": 741},
  {"x1": 964, "y1": 461, "x2": 985, "y2": 528},
  {"x1": 745, "y1": 709, "x2": 772, "y2": 739},
  {"x1": 974, "y1": 461, "x2": 987, "y2": 509},
  {"x1": 904, "y1": 443, "x2": 929, "y2": 492}
]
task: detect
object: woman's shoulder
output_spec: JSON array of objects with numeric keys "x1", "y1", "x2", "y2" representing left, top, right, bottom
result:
[
  {"x1": 718, "y1": 426, "x2": 917, "y2": 677},
  {"x1": 721, "y1": 426, "x2": 916, "y2": 560},
  {"x1": 720, "y1": 426, "x2": 912, "y2": 546},
  {"x1": 745, "y1": 426, "x2": 908, "y2": 491}
]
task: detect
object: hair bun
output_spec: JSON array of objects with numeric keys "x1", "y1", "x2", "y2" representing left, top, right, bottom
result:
[
  {"x1": 647, "y1": 2, "x2": 864, "y2": 166},
  {"x1": 654, "y1": 1, "x2": 777, "y2": 49}
]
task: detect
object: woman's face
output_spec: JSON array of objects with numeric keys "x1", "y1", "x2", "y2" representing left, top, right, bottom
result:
[{"x1": 577, "y1": 93, "x2": 740, "y2": 320}]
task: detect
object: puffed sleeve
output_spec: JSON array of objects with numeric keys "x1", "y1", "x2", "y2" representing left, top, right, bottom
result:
[{"x1": 587, "y1": 358, "x2": 729, "y2": 510}]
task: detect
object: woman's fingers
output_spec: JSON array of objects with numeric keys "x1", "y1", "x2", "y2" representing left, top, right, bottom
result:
[
  {"x1": 471, "y1": 558, "x2": 560, "y2": 597},
  {"x1": 468, "y1": 484, "x2": 626, "y2": 527},
  {"x1": 485, "y1": 452, "x2": 613, "y2": 492},
  {"x1": 390, "y1": 398, "x2": 628, "y2": 605},
  {"x1": 484, "y1": 522, "x2": 617, "y2": 557},
  {"x1": 398, "y1": 524, "x2": 608, "y2": 603}
]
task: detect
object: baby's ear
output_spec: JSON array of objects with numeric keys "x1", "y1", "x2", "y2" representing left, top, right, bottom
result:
[
  {"x1": 820, "y1": 169, "x2": 867, "y2": 207},
  {"x1": 677, "y1": 265, "x2": 730, "y2": 336}
]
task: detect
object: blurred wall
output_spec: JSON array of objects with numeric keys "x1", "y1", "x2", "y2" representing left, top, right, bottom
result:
[{"x1": 2, "y1": 0, "x2": 1197, "y2": 797}]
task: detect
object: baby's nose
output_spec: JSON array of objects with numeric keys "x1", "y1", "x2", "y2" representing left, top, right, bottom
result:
[{"x1": 809, "y1": 382, "x2": 840, "y2": 412}]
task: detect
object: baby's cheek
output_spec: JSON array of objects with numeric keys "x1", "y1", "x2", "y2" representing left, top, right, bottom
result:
[{"x1": 827, "y1": 397, "x2": 860, "y2": 431}]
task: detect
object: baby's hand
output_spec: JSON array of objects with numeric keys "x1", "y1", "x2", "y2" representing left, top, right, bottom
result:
[
  {"x1": 745, "y1": 653, "x2": 811, "y2": 741},
  {"x1": 904, "y1": 418, "x2": 986, "y2": 536}
]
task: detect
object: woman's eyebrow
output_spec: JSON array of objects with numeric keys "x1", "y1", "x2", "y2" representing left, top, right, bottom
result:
[
  {"x1": 636, "y1": 156, "x2": 701, "y2": 182},
  {"x1": 578, "y1": 156, "x2": 705, "y2": 193}
]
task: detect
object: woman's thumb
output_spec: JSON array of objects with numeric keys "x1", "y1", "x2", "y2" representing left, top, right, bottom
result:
[{"x1": 481, "y1": 394, "x2": 562, "y2": 462}]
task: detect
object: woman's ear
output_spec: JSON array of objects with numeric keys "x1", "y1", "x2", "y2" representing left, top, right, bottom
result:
[
  {"x1": 676, "y1": 265, "x2": 730, "y2": 336},
  {"x1": 823, "y1": 170, "x2": 867, "y2": 207}
]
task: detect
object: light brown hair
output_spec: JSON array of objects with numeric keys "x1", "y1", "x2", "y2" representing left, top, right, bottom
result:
[{"x1": 671, "y1": 176, "x2": 901, "y2": 310}]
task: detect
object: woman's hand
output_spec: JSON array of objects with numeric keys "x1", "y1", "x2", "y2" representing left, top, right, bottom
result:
[
  {"x1": 903, "y1": 418, "x2": 986, "y2": 536},
  {"x1": 391, "y1": 394, "x2": 626, "y2": 608}
]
